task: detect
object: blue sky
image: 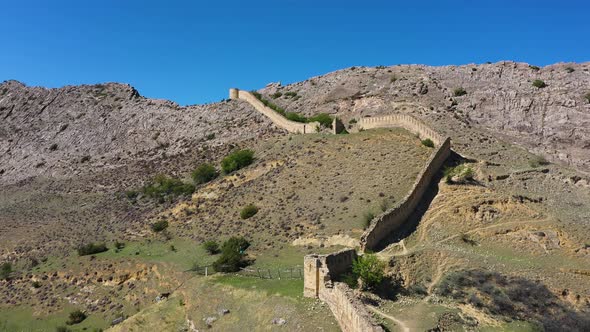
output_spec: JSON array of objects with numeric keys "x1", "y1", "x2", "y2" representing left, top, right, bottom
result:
[{"x1": 1, "y1": 0, "x2": 588, "y2": 105}]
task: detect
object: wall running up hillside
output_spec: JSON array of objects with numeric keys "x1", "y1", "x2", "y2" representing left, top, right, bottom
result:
[
  {"x1": 229, "y1": 88, "x2": 320, "y2": 134},
  {"x1": 304, "y1": 250, "x2": 384, "y2": 332},
  {"x1": 359, "y1": 115, "x2": 451, "y2": 251}
]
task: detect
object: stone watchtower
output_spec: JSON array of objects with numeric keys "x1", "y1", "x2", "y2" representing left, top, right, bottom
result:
[{"x1": 229, "y1": 88, "x2": 239, "y2": 100}]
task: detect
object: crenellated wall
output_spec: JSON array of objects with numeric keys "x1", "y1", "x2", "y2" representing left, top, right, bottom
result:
[
  {"x1": 359, "y1": 115, "x2": 451, "y2": 251},
  {"x1": 304, "y1": 250, "x2": 384, "y2": 332},
  {"x1": 357, "y1": 114, "x2": 447, "y2": 145},
  {"x1": 229, "y1": 88, "x2": 319, "y2": 134}
]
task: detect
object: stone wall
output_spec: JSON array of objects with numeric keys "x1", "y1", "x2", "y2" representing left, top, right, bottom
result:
[
  {"x1": 304, "y1": 250, "x2": 384, "y2": 332},
  {"x1": 358, "y1": 114, "x2": 447, "y2": 145},
  {"x1": 229, "y1": 88, "x2": 319, "y2": 134},
  {"x1": 359, "y1": 115, "x2": 451, "y2": 251}
]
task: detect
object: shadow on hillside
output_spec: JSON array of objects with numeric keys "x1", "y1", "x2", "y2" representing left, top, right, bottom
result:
[
  {"x1": 436, "y1": 269, "x2": 590, "y2": 331},
  {"x1": 371, "y1": 151, "x2": 480, "y2": 251}
]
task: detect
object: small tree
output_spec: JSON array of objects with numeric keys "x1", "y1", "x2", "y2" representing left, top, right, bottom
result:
[
  {"x1": 0, "y1": 262, "x2": 12, "y2": 280},
  {"x1": 532, "y1": 80, "x2": 547, "y2": 88},
  {"x1": 584, "y1": 92, "x2": 590, "y2": 104},
  {"x1": 308, "y1": 113, "x2": 334, "y2": 128},
  {"x1": 203, "y1": 240, "x2": 220, "y2": 254},
  {"x1": 221, "y1": 149, "x2": 255, "y2": 174},
  {"x1": 240, "y1": 204, "x2": 258, "y2": 219},
  {"x1": 66, "y1": 310, "x2": 87, "y2": 325},
  {"x1": 151, "y1": 220, "x2": 169, "y2": 233},
  {"x1": 213, "y1": 237, "x2": 251, "y2": 272},
  {"x1": 352, "y1": 254, "x2": 385, "y2": 290},
  {"x1": 421, "y1": 138, "x2": 435, "y2": 148},
  {"x1": 191, "y1": 163, "x2": 218, "y2": 185}
]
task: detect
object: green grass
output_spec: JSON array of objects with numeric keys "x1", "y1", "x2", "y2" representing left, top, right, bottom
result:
[
  {"x1": 0, "y1": 305, "x2": 108, "y2": 332},
  {"x1": 213, "y1": 275, "x2": 303, "y2": 298}
]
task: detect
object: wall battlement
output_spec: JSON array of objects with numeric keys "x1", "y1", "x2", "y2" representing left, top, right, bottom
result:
[{"x1": 229, "y1": 88, "x2": 319, "y2": 134}]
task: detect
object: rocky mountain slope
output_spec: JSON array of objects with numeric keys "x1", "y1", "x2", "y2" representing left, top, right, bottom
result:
[
  {"x1": 259, "y1": 61, "x2": 590, "y2": 173},
  {"x1": 0, "y1": 80, "x2": 277, "y2": 185}
]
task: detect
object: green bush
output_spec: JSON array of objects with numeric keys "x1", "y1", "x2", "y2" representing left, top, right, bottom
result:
[
  {"x1": 114, "y1": 241, "x2": 125, "y2": 250},
  {"x1": 32, "y1": 280, "x2": 41, "y2": 288},
  {"x1": 240, "y1": 204, "x2": 258, "y2": 219},
  {"x1": 221, "y1": 149, "x2": 254, "y2": 174},
  {"x1": 444, "y1": 164, "x2": 475, "y2": 184},
  {"x1": 584, "y1": 92, "x2": 590, "y2": 103},
  {"x1": 151, "y1": 220, "x2": 169, "y2": 233},
  {"x1": 66, "y1": 310, "x2": 87, "y2": 325},
  {"x1": 349, "y1": 118, "x2": 358, "y2": 125},
  {"x1": 270, "y1": 92, "x2": 282, "y2": 99},
  {"x1": 213, "y1": 236, "x2": 251, "y2": 272},
  {"x1": 566, "y1": 67, "x2": 575, "y2": 73},
  {"x1": 285, "y1": 112, "x2": 308, "y2": 123},
  {"x1": 0, "y1": 262, "x2": 12, "y2": 280},
  {"x1": 141, "y1": 175, "x2": 195, "y2": 200},
  {"x1": 206, "y1": 133, "x2": 215, "y2": 140},
  {"x1": 203, "y1": 240, "x2": 220, "y2": 254},
  {"x1": 56, "y1": 327, "x2": 72, "y2": 332},
  {"x1": 77, "y1": 243, "x2": 108, "y2": 256},
  {"x1": 529, "y1": 65, "x2": 540, "y2": 71},
  {"x1": 191, "y1": 163, "x2": 218, "y2": 185},
  {"x1": 363, "y1": 212, "x2": 375, "y2": 229},
  {"x1": 284, "y1": 91, "x2": 298, "y2": 98},
  {"x1": 532, "y1": 79, "x2": 547, "y2": 88},
  {"x1": 453, "y1": 87, "x2": 467, "y2": 96},
  {"x1": 421, "y1": 138, "x2": 435, "y2": 148},
  {"x1": 529, "y1": 155, "x2": 549, "y2": 168},
  {"x1": 308, "y1": 113, "x2": 334, "y2": 128},
  {"x1": 352, "y1": 254, "x2": 385, "y2": 290}
]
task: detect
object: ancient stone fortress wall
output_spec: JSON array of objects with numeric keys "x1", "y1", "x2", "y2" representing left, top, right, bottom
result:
[
  {"x1": 359, "y1": 115, "x2": 451, "y2": 251},
  {"x1": 229, "y1": 88, "x2": 320, "y2": 134},
  {"x1": 304, "y1": 250, "x2": 384, "y2": 332}
]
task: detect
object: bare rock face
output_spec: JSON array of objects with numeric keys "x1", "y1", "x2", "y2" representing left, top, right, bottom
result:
[
  {"x1": 256, "y1": 61, "x2": 590, "y2": 173},
  {"x1": 0, "y1": 80, "x2": 275, "y2": 184}
]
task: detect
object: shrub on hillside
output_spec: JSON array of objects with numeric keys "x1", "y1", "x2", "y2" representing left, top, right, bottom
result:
[
  {"x1": 529, "y1": 155, "x2": 549, "y2": 168},
  {"x1": 308, "y1": 113, "x2": 334, "y2": 128},
  {"x1": 270, "y1": 92, "x2": 282, "y2": 99},
  {"x1": 585, "y1": 92, "x2": 590, "y2": 104},
  {"x1": 151, "y1": 220, "x2": 169, "y2": 233},
  {"x1": 221, "y1": 149, "x2": 254, "y2": 174},
  {"x1": 363, "y1": 212, "x2": 375, "y2": 229},
  {"x1": 203, "y1": 240, "x2": 220, "y2": 254},
  {"x1": 0, "y1": 262, "x2": 12, "y2": 280},
  {"x1": 213, "y1": 236, "x2": 251, "y2": 272},
  {"x1": 285, "y1": 112, "x2": 308, "y2": 123},
  {"x1": 566, "y1": 67, "x2": 575, "y2": 73},
  {"x1": 141, "y1": 175, "x2": 195, "y2": 200},
  {"x1": 421, "y1": 138, "x2": 435, "y2": 148},
  {"x1": 66, "y1": 310, "x2": 87, "y2": 325},
  {"x1": 453, "y1": 87, "x2": 467, "y2": 96},
  {"x1": 77, "y1": 243, "x2": 108, "y2": 256},
  {"x1": 191, "y1": 163, "x2": 218, "y2": 185},
  {"x1": 529, "y1": 65, "x2": 540, "y2": 71},
  {"x1": 532, "y1": 79, "x2": 547, "y2": 88},
  {"x1": 352, "y1": 254, "x2": 385, "y2": 290},
  {"x1": 444, "y1": 164, "x2": 474, "y2": 184},
  {"x1": 240, "y1": 204, "x2": 258, "y2": 219}
]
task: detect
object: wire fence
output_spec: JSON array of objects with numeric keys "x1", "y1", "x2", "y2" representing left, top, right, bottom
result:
[{"x1": 190, "y1": 265, "x2": 303, "y2": 280}]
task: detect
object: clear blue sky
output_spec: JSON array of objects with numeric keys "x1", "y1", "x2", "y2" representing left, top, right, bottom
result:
[{"x1": 1, "y1": 0, "x2": 588, "y2": 105}]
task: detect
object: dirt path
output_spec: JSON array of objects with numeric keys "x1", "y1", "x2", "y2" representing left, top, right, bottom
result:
[{"x1": 368, "y1": 305, "x2": 410, "y2": 332}]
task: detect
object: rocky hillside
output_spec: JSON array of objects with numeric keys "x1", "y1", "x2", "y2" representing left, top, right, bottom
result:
[
  {"x1": 0, "y1": 80, "x2": 278, "y2": 185},
  {"x1": 258, "y1": 61, "x2": 590, "y2": 173}
]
